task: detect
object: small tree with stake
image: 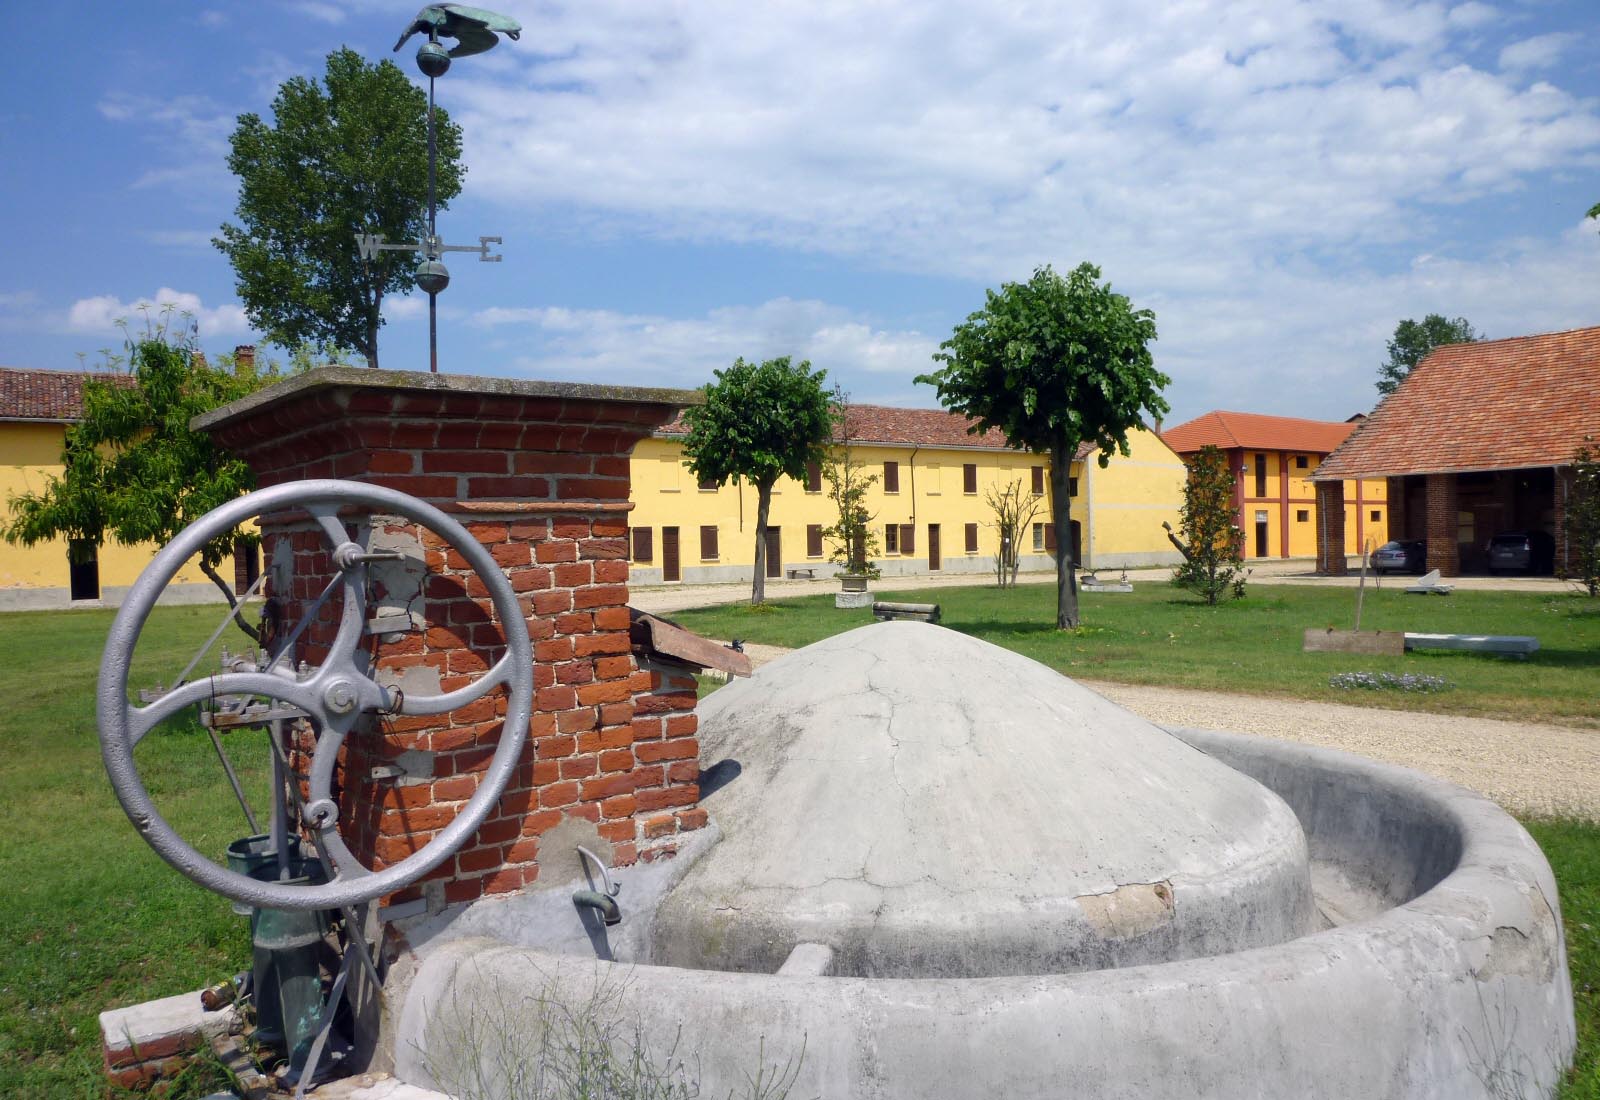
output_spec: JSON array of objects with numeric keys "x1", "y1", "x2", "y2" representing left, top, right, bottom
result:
[
  {"x1": 1167, "y1": 445, "x2": 1248, "y2": 605},
  {"x1": 820, "y1": 388, "x2": 881, "y2": 578},
  {"x1": 4, "y1": 318, "x2": 267, "y2": 636},
  {"x1": 986, "y1": 479, "x2": 1041, "y2": 588},
  {"x1": 1565, "y1": 437, "x2": 1600, "y2": 597},
  {"x1": 681, "y1": 356, "x2": 834, "y2": 605}
]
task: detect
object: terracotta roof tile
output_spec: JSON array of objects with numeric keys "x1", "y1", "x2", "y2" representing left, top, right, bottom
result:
[
  {"x1": 1161, "y1": 410, "x2": 1357, "y2": 456},
  {"x1": 659, "y1": 403, "x2": 1073, "y2": 454},
  {"x1": 1315, "y1": 325, "x2": 1600, "y2": 479},
  {"x1": 0, "y1": 366, "x2": 128, "y2": 422}
]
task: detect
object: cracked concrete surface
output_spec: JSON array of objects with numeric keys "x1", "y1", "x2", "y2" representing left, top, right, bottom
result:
[{"x1": 652, "y1": 621, "x2": 1317, "y2": 977}]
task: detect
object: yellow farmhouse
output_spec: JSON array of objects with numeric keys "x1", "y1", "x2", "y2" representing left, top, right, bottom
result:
[
  {"x1": 1160, "y1": 410, "x2": 1389, "y2": 560},
  {"x1": 629, "y1": 404, "x2": 1187, "y2": 584},
  {"x1": 0, "y1": 367, "x2": 219, "y2": 610}
]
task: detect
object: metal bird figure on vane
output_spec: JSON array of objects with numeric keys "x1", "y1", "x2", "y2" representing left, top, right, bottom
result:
[
  {"x1": 369, "y1": 4, "x2": 520, "y2": 371},
  {"x1": 395, "y1": 5, "x2": 521, "y2": 67}
]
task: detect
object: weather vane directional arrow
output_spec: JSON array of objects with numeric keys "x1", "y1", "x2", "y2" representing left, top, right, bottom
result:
[
  {"x1": 355, "y1": 233, "x2": 503, "y2": 265},
  {"x1": 358, "y1": 5, "x2": 522, "y2": 373}
]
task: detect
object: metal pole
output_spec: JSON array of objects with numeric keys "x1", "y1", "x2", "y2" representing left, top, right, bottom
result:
[{"x1": 427, "y1": 75, "x2": 439, "y2": 373}]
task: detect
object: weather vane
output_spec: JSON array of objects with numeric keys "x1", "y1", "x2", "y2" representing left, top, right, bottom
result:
[{"x1": 357, "y1": 5, "x2": 522, "y2": 372}]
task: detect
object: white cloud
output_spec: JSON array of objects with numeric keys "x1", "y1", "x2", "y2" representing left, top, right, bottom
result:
[
  {"x1": 462, "y1": 219, "x2": 1600, "y2": 420},
  {"x1": 384, "y1": 296, "x2": 429, "y2": 321},
  {"x1": 288, "y1": 2, "x2": 345, "y2": 24},
  {"x1": 1498, "y1": 32, "x2": 1581, "y2": 74},
  {"x1": 446, "y1": 0, "x2": 1600, "y2": 288},
  {"x1": 1149, "y1": 220, "x2": 1600, "y2": 422},
  {"x1": 1446, "y1": 3, "x2": 1499, "y2": 30},
  {"x1": 65, "y1": 288, "x2": 250, "y2": 338},
  {"x1": 97, "y1": 93, "x2": 234, "y2": 192},
  {"x1": 473, "y1": 297, "x2": 938, "y2": 396}
]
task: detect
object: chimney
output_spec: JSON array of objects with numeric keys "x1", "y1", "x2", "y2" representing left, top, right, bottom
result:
[{"x1": 233, "y1": 345, "x2": 256, "y2": 375}]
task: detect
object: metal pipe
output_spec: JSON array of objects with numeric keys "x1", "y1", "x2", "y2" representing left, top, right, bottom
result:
[
  {"x1": 576, "y1": 845, "x2": 621, "y2": 897},
  {"x1": 572, "y1": 889, "x2": 622, "y2": 926}
]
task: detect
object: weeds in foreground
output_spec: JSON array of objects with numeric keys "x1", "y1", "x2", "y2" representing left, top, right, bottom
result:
[{"x1": 422, "y1": 965, "x2": 806, "y2": 1100}]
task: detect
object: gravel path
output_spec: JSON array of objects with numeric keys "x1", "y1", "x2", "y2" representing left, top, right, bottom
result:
[
  {"x1": 636, "y1": 570, "x2": 1597, "y2": 821},
  {"x1": 1079, "y1": 680, "x2": 1599, "y2": 820},
  {"x1": 703, "y1": 642, "x2": 1599, "y2": 822}
]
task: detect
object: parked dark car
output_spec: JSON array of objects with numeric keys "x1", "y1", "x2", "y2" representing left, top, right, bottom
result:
[
  {"x1": 1486, "y1": 530, "x2": 1555, "y2": 575},
  {"x1": 1372, "y1": 539, "x2": 1426, "y2": 574}
]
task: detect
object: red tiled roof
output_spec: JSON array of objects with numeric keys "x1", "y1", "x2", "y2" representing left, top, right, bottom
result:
[
  {"x1": 1315, "y1": 325, "x2": 1600, "y2": 479},
  {"x1": 0, "y1": 366, "x2": 128, "y2": 422},
  {"x1": 659, "y1": 403, "x2": 1080, "y2": 455},
  {"x1": 1161, "y1": 410, "x2": 1357, "y2": 456}
]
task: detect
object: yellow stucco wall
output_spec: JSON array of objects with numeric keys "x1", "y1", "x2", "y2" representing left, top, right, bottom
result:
[
  {"x1": 628, "y1": 426, "x2": 1185, "y2": 582},
  {"x1": 1, "y1": 420, "x2": 213, "y2": 607},
  {"x1": 1080, "y1": 428, "x2": 1188, "y2": 567},
  {"x1": 1236, "y1": 448, "x2": 1387, "y2": 559}
]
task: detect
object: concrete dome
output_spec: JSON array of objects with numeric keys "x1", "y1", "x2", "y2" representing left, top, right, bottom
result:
[{"x1": 653, "y1": 621, "x2": 1317, "y2": 978}]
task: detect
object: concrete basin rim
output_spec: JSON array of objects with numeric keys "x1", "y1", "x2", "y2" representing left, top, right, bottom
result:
[{"x1": 411, "y1": 725, "x2": 1562, "y2": 997}]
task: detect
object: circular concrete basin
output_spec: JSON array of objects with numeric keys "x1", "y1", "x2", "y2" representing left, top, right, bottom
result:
[{"x1": 390, "y1": 625, "x2": 1575, "y2": 1100}]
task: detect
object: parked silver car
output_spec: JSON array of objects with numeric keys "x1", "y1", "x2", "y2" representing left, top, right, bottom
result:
[{"x1": 1372, "y1": 539, "x2": 1426, "y2": 574}]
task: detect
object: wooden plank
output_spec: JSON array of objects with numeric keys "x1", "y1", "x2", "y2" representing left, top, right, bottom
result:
[{"x1": 1302, "y1": 628, "x2": 1406, "y2": 655}]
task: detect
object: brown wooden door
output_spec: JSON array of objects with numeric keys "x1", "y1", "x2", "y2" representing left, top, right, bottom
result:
[
  {"x1": 662, "y1": 527, "x2": 680, "y2": 582},
  {"x1": 928, "y1": 524, "x2": 941, "y2": 571},
  {"x1": 764, "y1": 527, "x2": 782, "y2": 578}
]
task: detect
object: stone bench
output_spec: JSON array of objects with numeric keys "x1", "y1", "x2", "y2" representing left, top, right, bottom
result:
[
  {"x1": 872, "y1": 601, "x2": 941, "y2": 624},
  {"x1": 786, "y1": 567, "x2": 818, "y2": 580},
  {"x1": 1403, "y1": 633, "x2": 1539, "y2": 658}
]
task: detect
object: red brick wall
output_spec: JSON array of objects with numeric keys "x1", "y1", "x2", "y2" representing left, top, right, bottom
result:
[
  {"x1": 1424, "y1": 473, "x2": 1460, "y2": 576},
  {"x1": 1554, "y1": 465, "x2": 1575, "y2": 576},
  {"x1": 204, "y1": 378, "x2": 705, "y2": 906},
  {"x1": 1314, "y1": 481, "x2": 1346, "y2": 575},
  {"x1": 1386, "y1": 477, "x2": 1407, "y2": 539}
]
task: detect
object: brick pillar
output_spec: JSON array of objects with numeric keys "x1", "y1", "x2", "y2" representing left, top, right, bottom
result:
[
  {"x1": 1553, "y1": 465, "x2": 1574, "y2": 576},
  {"x1": 1314, "y1": 481, "x2": 1346, "y2": 575},
  {"x1": 1424, "y1": 472, "x2": 1459, "y2": 577},
  {"x1": 198, "y1": 368, "x2": 705, "y2": 905},
  {"x1": 1386, "y1": 477, "x2": 1406, "y2": 538}
]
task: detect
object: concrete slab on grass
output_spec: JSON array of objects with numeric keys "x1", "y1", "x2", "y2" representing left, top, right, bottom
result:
[{"x1": 1404, "y1": 633, "x2": 1538, "y2": 657}]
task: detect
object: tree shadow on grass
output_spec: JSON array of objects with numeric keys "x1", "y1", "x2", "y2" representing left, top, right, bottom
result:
[{"x1": 943, "y1": 617, "x2": 1101, "y2": 640}]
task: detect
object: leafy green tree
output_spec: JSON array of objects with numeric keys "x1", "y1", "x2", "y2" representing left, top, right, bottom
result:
[
  {"x1": 918, "y1": 262, "x2": 1168, "y2": 628},
  {"x1": 1376, "y1": 314, "x2": 1481, "y2": 396},
  {"x1": 1565, "y1": 437, "x2": 1600, "y2": 597},
  {"x1": 4, "y1": 323, "x2": 268, "y2": 635},
  {"x1": 1168, "y1": 445, "x2": 1248, "y2": 605},
  {"x1": 820, "y1": 388, "x2": 880, "y2": 578},
  {"x1": 215, "y1": 47, "x2": 463, "y2": 369},
  {"x1": 681, "y1": 357, "x2": 834, "y2": 605}
]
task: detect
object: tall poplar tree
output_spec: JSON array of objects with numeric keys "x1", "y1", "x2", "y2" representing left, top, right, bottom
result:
[{"x1": 216, "y1": 47, "x2": 463, "y2": 369}]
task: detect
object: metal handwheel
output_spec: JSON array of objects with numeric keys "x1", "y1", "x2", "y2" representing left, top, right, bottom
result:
[{"x1": 97, "y1": 480, "x2": 532, "y2": 912}]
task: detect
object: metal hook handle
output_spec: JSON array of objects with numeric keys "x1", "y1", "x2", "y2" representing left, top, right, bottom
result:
[{"x1": 576, "y1": 845, "x2": 621, "y2": 898}]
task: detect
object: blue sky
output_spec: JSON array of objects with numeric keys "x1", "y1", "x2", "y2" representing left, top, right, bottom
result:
[{"x1": 3, "y1": 0, "x2": 1597, "y2": 425}]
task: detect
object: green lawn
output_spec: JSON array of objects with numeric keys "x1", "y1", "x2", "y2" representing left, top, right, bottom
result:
[
  {"x1": 673, "y1": 582, "x2": 1600, "y2": 727},
  {"x1": 1, "y1": 606, "x2": 258, "y2": 1099},
  {"x1": 1, "y1": 598, "x2": 1595, "y2": 1097}
]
